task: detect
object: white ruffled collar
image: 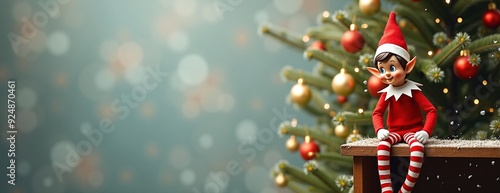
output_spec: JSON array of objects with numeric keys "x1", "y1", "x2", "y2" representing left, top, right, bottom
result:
[{"x1": 378, "y1": 80, "x2": 422, "y2": 101}]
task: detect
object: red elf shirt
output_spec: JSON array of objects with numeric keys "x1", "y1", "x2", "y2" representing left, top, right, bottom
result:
[{"x1": 372, "y1": 80, "x2": 437, "y2": 136}]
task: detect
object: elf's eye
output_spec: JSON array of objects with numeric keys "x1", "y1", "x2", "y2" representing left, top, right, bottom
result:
[
  {"x1": 380, "y1": 67, "x2": 386, "y2": 74},
  {"x1": 390, "y1": 65, "x2": 396, "y2": 72}
]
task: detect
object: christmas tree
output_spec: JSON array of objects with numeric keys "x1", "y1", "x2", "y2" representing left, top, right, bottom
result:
[{"x1": 259, "y1": 0, "x2": 500, "y2": 192}]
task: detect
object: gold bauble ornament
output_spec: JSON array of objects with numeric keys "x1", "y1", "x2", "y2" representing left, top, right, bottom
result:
[
  {"x1": 290, "y1": 78, "x2": 311, "y2": 105},
  {"x1": 332, "y1": 69, "x2": 356, "y2": 96},
  {"x1": 335, "y1": 124, "x2": 350, "y2": 139},
  {"x1": 286, "y1": 135, "x2": 299, "y2": 152},
  {"x1": 275, "y1": 173, "x2": 287, "y2": 187},
  {"x1": 359, "y1": 0, "x2": 380, "y2": 15}
]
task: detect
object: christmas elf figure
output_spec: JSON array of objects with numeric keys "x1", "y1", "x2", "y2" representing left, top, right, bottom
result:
[{"x1": 366, "y1": 12, "x2": 437, "y2": 193}]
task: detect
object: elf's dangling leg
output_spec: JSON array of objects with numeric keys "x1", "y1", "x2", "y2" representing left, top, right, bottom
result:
[
  {"x1": 399, "y1": 133, "x2": 425, "y2": 193},
  {"x1": 377, "y1": 133, "x2": 402, "y2": 193}
]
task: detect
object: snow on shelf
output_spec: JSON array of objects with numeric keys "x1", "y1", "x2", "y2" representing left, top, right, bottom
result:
[
  {"x1": 341, "y1": 138, "x2": 500, "y2": 158},
  {"x1": 346, "y1": 138, "x2": 500, "y2": 148}
]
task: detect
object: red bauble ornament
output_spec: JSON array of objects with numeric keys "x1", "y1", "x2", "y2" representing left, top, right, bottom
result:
[
  {"x1": 341, "y1": 24, "x2": 365, "y2": 53},
  {"x1": 310, "y1": 41, "x2": 326, "y2": 50},
  {"x1": 453, "y1": 50, "x2": 479, "y2": 80},
  {"x1": 299, "y1": 136, "x2": 320, "y2": 161},
  {"x1": 483, "y1": 3, "x2": 500, "y2": 29},
  {"x1": 367, "y1": 76, "x2": 387, "y2": 97},
  {"x1": 337, "y1": 95, "x2": 348, "y2": 104}
]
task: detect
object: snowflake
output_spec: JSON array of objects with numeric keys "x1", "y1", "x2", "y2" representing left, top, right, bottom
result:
[
  {"x1": 489, "y1": 120, "x2": 500, "y2": 133},
  {"x1": 426, "y1": 67, "x2": 445, "y2": 83},
  {"x1": 335, "y1": 175, "x2": 354, "y2": 191}
]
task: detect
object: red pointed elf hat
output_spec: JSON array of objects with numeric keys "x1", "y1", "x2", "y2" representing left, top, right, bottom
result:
[{"x1": 374, "y1": 11, "x2": 410, "y2": 62}]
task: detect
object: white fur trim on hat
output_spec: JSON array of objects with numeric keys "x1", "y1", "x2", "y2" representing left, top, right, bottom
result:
[{"x1": 374, "y1": 43, "x2": 410, "y2": 62}]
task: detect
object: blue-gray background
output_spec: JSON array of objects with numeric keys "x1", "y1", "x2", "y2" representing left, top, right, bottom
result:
[{"x1": 1, "y1": 0, "x2": 348, "y2": 192}]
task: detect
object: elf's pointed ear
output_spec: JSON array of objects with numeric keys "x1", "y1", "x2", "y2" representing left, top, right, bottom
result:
[
  {"x1": 405, "y1": 56, "x2": 417, "y2": 74},
  {"x1": 366, "y1": 67, "x2": 380, "y2": 77}
]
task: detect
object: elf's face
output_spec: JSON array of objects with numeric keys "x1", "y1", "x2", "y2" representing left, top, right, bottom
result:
[{"x1": 377, "y1": 55, "x2": 406, "y2": 87}]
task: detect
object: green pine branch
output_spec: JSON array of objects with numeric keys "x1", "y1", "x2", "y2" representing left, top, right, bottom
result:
[
  {"x1": 306, "y1": 26, "x2": 343, "y2": 41},
  {"x1": 279, "y1": 163, "x2": 333, "y2": 192},
  {"x1": 338, "y1": 111, "x2": 373, "y2": 125},
  {"x1": 394, "y1": 6, "x2": 436, "y2": 48},
  {"x1": 432, "y1": 38, "x2": 464, "y2": 66},
  {"x1": 315, "y1": 152, "x2": 353, "y2": 168},
  {"x1": 468, "y1": 34, "x2": 500, "y2": 53},
  {"x1": 260, "y1": 24, "x2": 307, "y2": 51},
  {"x1": 308, "y1": 167, "x2": 342, "y2": 193},
  {"x1": 279, "y1": 124, "x2": 344, "y2": 147},
  {"x1": 282, "y1": 66, "x2": 333, "y2": 92},
  {"x1": 303, "y1": 49, "x2": 371, "y2": 84},
  {"x1": 286, "y1": 181, "x2": 309, "y2": 193},
  {"x1": 323, "y1": 44, "x2": 360, "y2": 62},
  {"x1": 320, "y1": 16, "x2": 349, "y2": 31},
  {"x1": 451, "y1": 0, "x2": 490, "y2": 16}
]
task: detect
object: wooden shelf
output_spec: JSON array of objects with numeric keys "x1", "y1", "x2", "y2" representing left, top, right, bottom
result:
[
  {"x1": 341, "y1": 138, "x2": 500, "y2": 158},
  {"x1": 341, "y1": 139, "x2": 500, "y2": 193}
]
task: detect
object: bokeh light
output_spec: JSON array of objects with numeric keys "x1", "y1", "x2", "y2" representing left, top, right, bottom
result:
[
  {"x1": 1, "y1": 0, "x2": 341, "y2": 192},
  {"x1": 274, "y1": 0, "x2": 303, "y2": 15},
  {"x1": 199, "y1": 133, "x2": 214, "y2": 149},
  {"x1": 236, "y1": 119, "x2": 259, "y2": 143},
  {"x1": 118, "y1": 41, "x2": 143, "y2": 69},
  {"x1": 180, "y1": 169, "x2": 196, "y2": 186},
  {"x1": 177, "y1": 54, "x2": 209, "y2": 86},
  {"x1": 173, "y1": 0, "x2": 198, "y2": 18},
  {"x1": 47, "y1": 31, "x2": 70, "y2": 56},
  {"x1": 50, "y1": 140, "x2": 77, "y2": 166}
]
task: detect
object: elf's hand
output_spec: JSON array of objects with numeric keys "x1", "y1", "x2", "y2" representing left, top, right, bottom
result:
[
  {"x1": 377, "y1": 129, "x2": 390, "y2": 140},
  {"x1": 415, "y1": 131, "x2": 429, "y2": 143}
]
